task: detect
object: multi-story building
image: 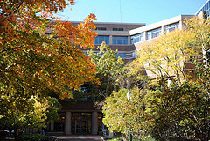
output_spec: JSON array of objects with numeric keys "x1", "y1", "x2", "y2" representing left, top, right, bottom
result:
[
  {"x1": 86, "y1": 22, "x2": 145, "y2": 62},
  {"x1": 129, "y1": 15, "x2": 194, "y2": 78},
  {"x1": 47, "y1": 1, "x2": 209, "y2": 137},
  {"x1": 196, "y1": 0, "x2": 210, "y2": 19},
  {"x1": 196, "y1": 0, "x2": 210, "y2": 65},
  {"x1": 129, "y1": 15, "x2": 193, "y2": 50},
  {"x1": 47, "y1": 22, "x2": 145, "y2": 136}
]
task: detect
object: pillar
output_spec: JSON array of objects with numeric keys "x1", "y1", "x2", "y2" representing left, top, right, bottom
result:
[
  {"x1": 92, "y1": 111, "x2": 98, "y2": 135},
  {"x1": 143, "y1": 31, "x2": 146, "y2": 41},
  {"x1": 109, "y1": 35, "x2": 112, "y2": 45},
  {"x1": 65, "y1": 112, "x2": 72, "y2": 135},
  {"x1": 128, "y1": 36, "x2": 131, "y2": 45},
  {"x1": 178, "y1": 20, "x2": 183, "y2": 29},
  {"x1": 161, "y1": 25, "x2": 165, "y2": 34}
]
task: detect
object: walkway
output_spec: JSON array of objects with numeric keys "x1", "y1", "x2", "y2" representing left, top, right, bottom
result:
[{"x1": 54, "y1": 136, "x2": 104, "y2": 141}]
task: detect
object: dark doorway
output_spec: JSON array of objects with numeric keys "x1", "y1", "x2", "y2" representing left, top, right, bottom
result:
[{"x1": 71, "y1": 112, "x2": 92, "y2": 135}]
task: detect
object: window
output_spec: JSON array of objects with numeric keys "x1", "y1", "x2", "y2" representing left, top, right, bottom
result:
[
  {"x1": 146, "y1": 27, "x2": 161, "y2": 40},
  {"x1": 164, "y1": 23, "x2": 179, "y2": 33},
  {"x1": 112, "y1": 36, "x2": 128, "y2": 45},
  {"x1": 113, "y1": 28, "x2": 124, "y2": 31},
  {"x1": 197, "y1": 1, "x2": 210, "y2": 19},
  {"x1": 117, "y1": 53, "x2": 126, "y2": 58},
  {"x1": 126, "y1": 52, "x2": 135, "y2": 58},
  {"x1": 131, "y1": 33, "x2": 143, "y2": 44},
  {"x1": 96, "y1": 27, "x2": 107, "y2": 31},
  {"x1": 94, "y1": 35, "x2": 109, "y2": 44},
  {"x1": 117, "y1": 52, "x2": 136, "y2": 59}
]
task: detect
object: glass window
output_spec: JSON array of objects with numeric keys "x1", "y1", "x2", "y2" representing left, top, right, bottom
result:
[
  {"x1": 197, "y1": 1, "x2": 210, "y2": 19},
  {"x1": 112, "y1": 36, "x2": 128, "y2": 45},
  {"x1": 209, "y1": 1, "x2": 210, "y2": 10},
  {"x1": 117, "y1": 52, "x2": 136, "y2": 59},
  {"x1": 71, "y1": 112, "x2": 92, "y2": 135},
  {"x1": 117, "y1": 53, "x2": 126, "y2": 58},
  {"x1": 126, "y1": 52, "x2": 136, "y2": 59},
  {"x1": 94, "y1": 35, "x2": 109, "y2": 45},
  {"x1": 146, "y1": 27, "x2": 161, "y2": 40},
  {"x1": 131, "y1": 33, "x2": 143, "y2": 44},
  {"x1": 95, "y1": 27, "x2": 107, "y2": 31},
  {"x1": 164, "y1": 22, "x2": 179, "y2": 33},
  {"x1": 126, "y1": 53, "x2": 133, "y2": 58},
  {"x1": 113, "y1": 28, "x2": 124, "y2": 31}
]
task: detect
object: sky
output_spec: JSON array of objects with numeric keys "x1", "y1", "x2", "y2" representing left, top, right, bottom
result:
[{"x1": 56, "y1": 0, "x2": 207, "y2": 25}]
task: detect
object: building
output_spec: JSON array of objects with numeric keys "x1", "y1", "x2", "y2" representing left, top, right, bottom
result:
[
  {"x1": 129, "y1": 15, "x2": 193, "y2": 50},
  {"x1": 129, "y1": 15, "x2": 194, "y2": 78},
  {"x1": 84, "y1": 22, "x2": 145, "y2": 62},
  {"x1": 196, "y1": 0, "x2": 210, "y2": 63},
  {"x1": 196, "y1": 0, "x2": 210, "y2": 19},
  {"x1": 47, "y1": 1, "x2": 209, "y2": 136},
  {"x1": 47, "y1": 22, "x2": 145, "y2": 136}
]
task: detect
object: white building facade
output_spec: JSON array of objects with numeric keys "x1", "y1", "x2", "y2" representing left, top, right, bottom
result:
[{"x1": 129, "y1": 15, "x2": 193, "y2": 50}]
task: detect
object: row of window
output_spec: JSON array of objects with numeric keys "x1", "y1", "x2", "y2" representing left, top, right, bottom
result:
[
  {"x1": 96, "y1": 27, "x2": 124, "y2": 31},
  {"x1": 94, "y1": 35, "x2": 110, "y2": 44},
  {"x1": 94, "y1": 35, "x2": 129, "y2": 45},
  {"x1": 117, "y1": 52, "x2": 136, "y2": 59},
  {"x1": 95, "y1": 22, "x2": 179, "y2": 45},
  {"x1": 131, "y1": 33, "x2": 143, "y2": 44},
  {"x1": 130, "y1": 22, "x2": 179, "y2": 44},
  {"x1": 146, "y1": 27, "x2": 162, "y2": 40},
  {"x1": 197, "y1": 0, "x2": 210, "y2": 18},
  {"x1": 83, "y1": 50, "x2": 136, "y2": 59},
  {"x1": 164, "y1": 22, "x2": 179, "y2": 33}
]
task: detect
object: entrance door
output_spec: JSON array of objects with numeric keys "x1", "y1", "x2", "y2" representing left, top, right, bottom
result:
[{"x1": 71, "y1": 112, "x2": 92, "y2": 135}]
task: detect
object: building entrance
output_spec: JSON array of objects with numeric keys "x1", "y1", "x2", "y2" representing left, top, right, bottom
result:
[{"x1": 71, "y1": 112, "x2": 92, "y2": 135}]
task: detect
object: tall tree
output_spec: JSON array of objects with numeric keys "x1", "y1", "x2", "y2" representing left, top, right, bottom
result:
[
  {"x1": 88, "y1": 42, "x2": 124, "y2": 100},
  {"x1": 137, "y1": 29, "x2": 196, "y2": 84},
  {"x1": 0, "y1": 0, "x2": 98, "y2": 137},
  {"x1": 102, "y1": 17, "x2": 210, "y2": 141}
]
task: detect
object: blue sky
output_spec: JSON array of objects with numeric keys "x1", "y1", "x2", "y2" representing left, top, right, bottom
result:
[{"x1": 56, "y1": 0, "x2": 206, "y2": 24}]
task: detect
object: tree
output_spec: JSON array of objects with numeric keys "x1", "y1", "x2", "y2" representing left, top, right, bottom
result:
[
  {"x1": 184, "y1": 17, "x2": 210, "y2": 66},
  {"x1": 102, "y1": 87, "x2": 153, "y2": 139},
  {"x1": 102, "y1": 17, "x2": 210, "y2": 141},
  {"x1": 149, "y1": 82, "x2": 210, "y2": 141},
  {"x1": 102, "y1": 58, "x2": 150, "y2": 139},
  {"x1": 0, "y1": 0, "x2": 98, "y2": 138},
  {"x1": 88, "y1": 42, "x2": 124, "y2": 100},
  {"x1": 137, "y1": 29, "x2": 196, "y2": 84},
  {"x1": 137, "y1": 17, "x2": 210, "y2": 140}
]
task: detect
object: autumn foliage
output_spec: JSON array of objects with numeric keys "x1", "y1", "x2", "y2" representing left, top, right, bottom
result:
[
  {"x1": 0, "y1": 0, "x2": 98, "y2": 98},
  {"x1": 0, "y1": 0, "x2": 98, "y2": 135},
  {"x1": 102, "y1": 17, "x2": 210, "y2": 141}
]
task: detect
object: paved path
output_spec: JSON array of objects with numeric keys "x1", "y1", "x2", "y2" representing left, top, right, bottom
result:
[{"x1": 55, "y1": 136, "x2": 104, "y2": 141}]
